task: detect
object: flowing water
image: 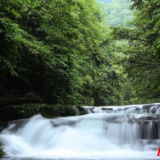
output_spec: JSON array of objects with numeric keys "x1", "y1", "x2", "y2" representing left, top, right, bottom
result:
[{"x1": 0, "y1": 104, "x2": 160, "y2": 160}]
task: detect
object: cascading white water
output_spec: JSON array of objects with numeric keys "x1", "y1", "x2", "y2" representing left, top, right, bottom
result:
[{"x1": 0, "y1": 104, "x2": 160, "y2": 159}]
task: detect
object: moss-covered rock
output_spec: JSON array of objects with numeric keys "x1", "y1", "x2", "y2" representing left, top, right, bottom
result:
[{"x1": 0, "y1": 104, "x2": 85, "y2": 121}]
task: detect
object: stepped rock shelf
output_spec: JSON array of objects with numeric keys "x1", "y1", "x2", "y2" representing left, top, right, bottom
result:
[{"x1": 0, "y1": 103, "x2": 160, "y2": 159}]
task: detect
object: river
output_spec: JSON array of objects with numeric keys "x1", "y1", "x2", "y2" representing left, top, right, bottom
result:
[{"x1": 0, "y1": 104, "x2": 160, "y2": 160}]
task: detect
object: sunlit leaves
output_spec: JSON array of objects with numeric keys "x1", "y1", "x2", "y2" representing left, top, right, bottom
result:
[
  {"x1": 0, "y1": 0, "x2": 106, "y2": 105},
  {"x1": 114, "y1": 0, "x2": 160, "y2": 102}
]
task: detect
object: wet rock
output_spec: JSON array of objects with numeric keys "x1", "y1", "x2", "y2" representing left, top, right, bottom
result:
[
  {"x1": 0, "y1": 126, "x2": 4, "y2": 132},
  {"x1": 0, "y1": 121, "x2": 8, "y2": 132},
  {"x1": 50, "y1": 120, "x2": 76, "y2": 127},
  {"x1": 7, "y1": 119, "x2": 28, "y2": 132},
  {"x1": 142, "y1": 104, "x2": 153, "y2": 110},
  {"x1": 134, "y1": 114, "x2": 160, "y2": 122},
  {"x1": 149, "y1": 105, "x2": 160, "y2": 114},
  {"x1": 102, "y1": 108, "x2": 113, "y2": 111}
]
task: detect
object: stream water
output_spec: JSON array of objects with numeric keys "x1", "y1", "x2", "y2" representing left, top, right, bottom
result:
[{"x1": 0, "y1": 104, "x2": 160, "y2": 160}]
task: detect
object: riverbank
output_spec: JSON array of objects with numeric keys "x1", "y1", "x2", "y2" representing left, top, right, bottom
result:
[
  {"x1": 0, "y1": 98, "x2": 86, "y2": 131},
  {"x1": 0, "y1": 103, "x2": 85, "y2": 121}
]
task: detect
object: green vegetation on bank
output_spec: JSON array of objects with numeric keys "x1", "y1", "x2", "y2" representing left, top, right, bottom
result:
[
  {"x1": 0, "y1": 147, "x2": 6, "y2": 158},
  {"x1": 0, "y1": 104, "x2": 85, "y2": 121}
]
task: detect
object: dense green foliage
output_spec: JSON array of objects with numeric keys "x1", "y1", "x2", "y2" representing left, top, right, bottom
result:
[
  {"x1": 100, "y1": 0, "x2": 132, "y2": 26},
  {"x1": 1, "y1": 0, "x2": 159, "y2": 110},
  {"x1": 0, "y1": 0, "x2": 100, "y2": 105},
  {"x1": 0, "y1": 0, "x2": 128, "y2": 107},
  {"x1": 113, "y1": 0, "x2": 160, "y2": 103}
]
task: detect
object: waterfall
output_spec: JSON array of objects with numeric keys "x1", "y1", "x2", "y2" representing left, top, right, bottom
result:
[{"x1": 0, "y1": 104, "x2": 160, "y2": 159}]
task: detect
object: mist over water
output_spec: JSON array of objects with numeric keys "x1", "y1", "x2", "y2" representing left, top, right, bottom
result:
[{"x1": 0, "y1": 104, "x2": 160, "y2": 160}]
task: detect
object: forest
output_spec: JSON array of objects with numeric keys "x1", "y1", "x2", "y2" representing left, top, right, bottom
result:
[{"x1": 0, "y1": 0, "x2": 160, "y2": 118}]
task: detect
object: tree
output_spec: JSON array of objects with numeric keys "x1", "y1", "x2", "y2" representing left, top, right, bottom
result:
[
  {"x1": 113, "y1": 0, "x2": 160, "y2": 102},
  {"x1": 101, "y1": 0, "x2": 133, "y2": 27},
  {"x1": 0, "y1": 0, "x2": 104, "y2": 105}
]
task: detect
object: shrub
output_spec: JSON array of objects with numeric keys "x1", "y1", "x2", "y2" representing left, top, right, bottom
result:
[
  {"x1": 0, "y1": 104, "x2": 86, "y2": 121},
  {"x1": 0, "y1": 147, "x2": 6, "y2": 158}
]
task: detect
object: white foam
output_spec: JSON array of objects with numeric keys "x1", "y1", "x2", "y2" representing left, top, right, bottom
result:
[{"x1": 0, "y1": 113, "x2": 159, "y2": 159}]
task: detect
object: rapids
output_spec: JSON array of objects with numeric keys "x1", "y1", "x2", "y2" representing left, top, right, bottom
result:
[{"x1": 0, "y1": 104, "x2": 160, "y2": 159}]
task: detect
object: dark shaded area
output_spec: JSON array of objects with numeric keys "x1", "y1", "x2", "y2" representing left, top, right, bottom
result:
[{"x1": 0, "y1": 104, "x2": 86, "y2": 121}]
